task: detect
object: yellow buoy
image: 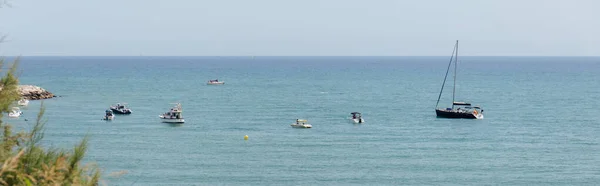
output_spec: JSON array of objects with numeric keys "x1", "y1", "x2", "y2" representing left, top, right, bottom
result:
[{"x1": 244, "y1": 135, "x2": 249, "y2": 140}]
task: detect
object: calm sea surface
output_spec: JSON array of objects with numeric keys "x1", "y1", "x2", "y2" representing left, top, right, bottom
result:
[{"x1": 6, "y1": 56, "x2": 600, "y2": 185}]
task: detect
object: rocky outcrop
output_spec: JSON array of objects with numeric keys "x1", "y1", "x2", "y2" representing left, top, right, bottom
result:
[{"x1": 18, "y1": 85, "x2": 55, "y2": 100}]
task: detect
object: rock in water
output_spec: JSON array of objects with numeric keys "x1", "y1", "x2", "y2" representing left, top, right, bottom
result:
[{"x1": 18, "y1": 85, "x2": 55, "y2": 100}]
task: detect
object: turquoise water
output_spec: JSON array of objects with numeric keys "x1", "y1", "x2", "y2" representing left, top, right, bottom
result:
[{"x1": 8, "y1": 56, "x2": 600, "y2": 185}]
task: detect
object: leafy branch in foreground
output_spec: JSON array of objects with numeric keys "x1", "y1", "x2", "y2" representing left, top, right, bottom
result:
[{"x1": 0, "y1": 60, "x2": 101, "y2": 185}]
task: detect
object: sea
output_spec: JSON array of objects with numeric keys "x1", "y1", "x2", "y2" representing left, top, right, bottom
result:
[{"x1": 6, "y1": 56, "x2": 600, "y2": 185}]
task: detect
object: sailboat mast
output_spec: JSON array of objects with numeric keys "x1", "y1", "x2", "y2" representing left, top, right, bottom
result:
[
  {"x1": 451, "y1": 40, "x2": 459, "y2": 108},
  {"x1": 452, "y1": 40, "x2": 458, "y2": 109}
]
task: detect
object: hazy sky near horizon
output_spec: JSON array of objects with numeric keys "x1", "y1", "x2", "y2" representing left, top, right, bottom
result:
[{"x1": 0, "y1": 0, "x2": 598, "y2": 56}]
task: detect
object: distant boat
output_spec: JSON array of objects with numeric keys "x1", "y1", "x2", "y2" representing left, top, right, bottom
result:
[
  {"x1": 434, "y1": 40, "x2": 484, "y2": 119},
  {"x1": 207, "y1": 79, "x2": 225, "y2": 85},
  {"x1": 350, "y1": 112, "x2": 365, "y2": 124},
  {"x1": 110, "y1": 103, "x2": 132, "y2": 114},
  {"x1": 17, "y1": 98, "x2": 29, "y2": 106},
  {"x1": 291, "y1": 119, "x2": 312, "y2": 128},
  {"x1": 159, "y1": 103, "x2": 185, "y2": 123},
  {"x1": 102, "y1": 110, "x2": 115, "y2": 120},
  {"x1": 8, "y1": 107, "x2": 22, "y2": 118}
]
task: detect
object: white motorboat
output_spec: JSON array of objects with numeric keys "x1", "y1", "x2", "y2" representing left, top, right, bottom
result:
[
  {"x1": 159, "y1": 103, "x2": 185, "y2": 123},
  {"x1": 8, "y1": 107, "x2": 22, "y2": 118},
  {"x1": 291, "y1": 119, "x2": 312, "y2": 128},
  {"x1": 17, "y1": 98, "x2": 29, "y2": 106},
  {"x1": 207, "y1": 79, "x2": 224, "y2": 85},
  {"x1": 102, "y1": 110, "x2": 115, "y2": 120},
  {"x1": 350, "y1": 112, "x2": 365, "y2": 124}
]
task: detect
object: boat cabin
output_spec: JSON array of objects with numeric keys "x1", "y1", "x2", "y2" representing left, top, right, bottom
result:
[
  {"x1": 164, "y1": 112, "x2": 182, "y2": 119},
  {"x1": 11, "y1": 107, "x2": 21, "y2": 113},
  {"x1": 445, "y1": 102, "x2": 483, "y2": 113},
  {"x1": 295, "y1": 119, "x2": 307, "y2": 124},
  {"x1": 351, "y1": 112, "x2": 362, "y2": 119},
  {"x1": 453, "y1": 102, "x2": 471, "y2": 106},
  {"x1": 105, "y1": 110, "x2": 113, "y2": 116},
  {"x1": 163, "y1": 104, "x2": 183, "y2": 119},
  {"x1": 116, "y1": 104, "x2": 125, "y2": 109}
]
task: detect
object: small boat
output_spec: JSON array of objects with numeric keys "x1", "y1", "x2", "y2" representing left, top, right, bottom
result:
[
  {"x1": 8, "y1": 107, "x2": 22, "y2": 118},
  {"x1": 102, "y1": 110, "x2": 115, "y2": 120},
  {"x1": 207, "y1": 79, "x2": 225, "y2": 85},
  {"x1": 350, "y1": 112, "x2": 365, "y2": 124},
  {"x1": 291, "y1": 119, "x2": 312, "y2": 128},
  {"x1": 434, "y1": 40, "x2": 484, "y2": 119},
  {"x1": 110, "y1": 103, "x2": 132, "y2": 114},
  {"x1": 159, "y1": 103, "x2": 185, "y2": 123},
  {"x1": 17, "y1": 98, "x2": 29, "y2": 106}
]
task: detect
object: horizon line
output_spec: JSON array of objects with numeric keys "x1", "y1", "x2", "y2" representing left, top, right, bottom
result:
[{"x1": 3, "y1": 55, "x2": 600, "y2": 57}]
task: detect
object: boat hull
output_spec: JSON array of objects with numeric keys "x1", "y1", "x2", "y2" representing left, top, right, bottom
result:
[
  {"x1": 102, "y1": 116, "x2": 115, "y2": 120},
  {"x1": 160, "y1": 116, "x2": 185, "y2": 123},
  {"x1": 435, "y1": 109, "x2": 482, "y2": 119},
  {"x1": 291, "y1": 124, "x2": 312, "y2": 128},
  {"x1": 8, "y1": 112, "x2": 22, "y2": 118},
  {"x1": 351, "y1": 118, "x2": 365, "y2": 124},
  {"x1": 207, "y1": 82, "x2": 224, "y2": 85}
]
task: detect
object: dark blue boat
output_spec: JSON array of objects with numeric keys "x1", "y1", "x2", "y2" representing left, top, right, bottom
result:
[
  {"x1": 434, "y1": 40, "x2": 484, "y2": 119},
  {"x1": 110, "y1": 103, "x2": 132, "y2": 114}
]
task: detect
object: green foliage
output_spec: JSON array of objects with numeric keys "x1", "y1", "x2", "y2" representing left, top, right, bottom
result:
[
  {"x1": 0, "y1": 58, "x2": 21, "y2": 116},
  {"x1": 0, "y1": 61, "x2": 101, "y2": 185}
]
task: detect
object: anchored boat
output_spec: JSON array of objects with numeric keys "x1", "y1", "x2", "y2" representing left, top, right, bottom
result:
[
  {"x1": 207, "y1": 79, "x2": 224, "y2": 85},
  {"x1": 434, "y1": 40, "x2": 484, "y2": 119},
  {"x1": 350, "y1": 112, "x2": 365, "y2": 123},
  {"x1": 8, "y1": 107, "x2": 22, "y2": 118},
  {"x1": 159, "y1": 103, "x2": 185, "y2": 123},
  {"x1": 17, "y1": 98, "x2": 29, "y2": 106},
  {"x1": 291, "y1": 119, "x2": 312, "y2": 128},
  {"x1": 102, "y1": 110, "x2": 115, "y2": 120},
  {"x1": 110, "y1": 103, "x2": 132, "y2": 114}
]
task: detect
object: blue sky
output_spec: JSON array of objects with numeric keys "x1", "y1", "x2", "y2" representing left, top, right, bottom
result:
[{"x1": 0, "y1": 0, "x2": 598, "y2": 56}]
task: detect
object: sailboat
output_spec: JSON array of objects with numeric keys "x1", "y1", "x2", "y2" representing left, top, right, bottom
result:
[{"x1": 435, "y1": 40, "x2": 484, "y2": 119}]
